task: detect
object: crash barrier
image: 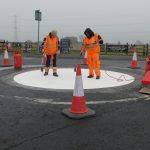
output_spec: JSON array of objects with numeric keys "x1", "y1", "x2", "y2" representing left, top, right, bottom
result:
[
  {"x1": 105, "y1": 43, "x2": 149, "y2": 56},
  {"x1": 106, "y1": 43, "x2": 128, "y2": 54}
]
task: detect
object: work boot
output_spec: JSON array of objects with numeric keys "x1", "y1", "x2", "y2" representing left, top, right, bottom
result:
[
  {"x1": 53, "y1": 72, "x2": 58, "y2": 77},
  {"x1": 87, "y1": 75, "x2": 94, "y2": 78},
  {"x1": 44, "y1": 72, "x2": 48, "y2": 76},
  {"x1": 96, "y1": 76, "x2": 100, "y2": 79}
]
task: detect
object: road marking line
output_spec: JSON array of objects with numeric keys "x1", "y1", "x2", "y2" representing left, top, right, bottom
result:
[
  {"x1": 0, "y1": 94, "x2": 149, "y2": 105},
  {"x1": 0, "y1": 65, "x2": 44, "y2": 72},
  {"x1": 144, "y1": 97, "x2": 150, "y2": 101}
]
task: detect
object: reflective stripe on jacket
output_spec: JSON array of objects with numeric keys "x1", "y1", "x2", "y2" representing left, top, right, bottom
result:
[
  {"x1": 44, "y1": 35, "x2": 59, "y2": 55},
  {"x1": 81, "y1": 33, "x2": 100, "y2": 54}
]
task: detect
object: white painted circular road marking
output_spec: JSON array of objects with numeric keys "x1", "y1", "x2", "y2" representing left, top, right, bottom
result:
[{"x1": 14, "y1": 68, "x2": 134, "y2": 90}]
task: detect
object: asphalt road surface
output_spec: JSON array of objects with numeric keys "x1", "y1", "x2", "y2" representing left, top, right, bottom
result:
[{"x1": 0, "y1": 55, "x2": 150, "y2": 150}]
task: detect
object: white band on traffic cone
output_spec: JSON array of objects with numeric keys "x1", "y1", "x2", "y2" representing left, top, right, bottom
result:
[
  {"x1": 4, "y1": 50, "x2": 9, "y2": 59},
  {"x1": 133, "y1": 52, "x2": 137, "y2": 61},
  {"x1": 73, "y1": 76, "x2": 84, "y2": 97}
]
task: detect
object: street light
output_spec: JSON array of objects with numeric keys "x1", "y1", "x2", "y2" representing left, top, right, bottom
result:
[{"x1": 35, "y1": 10, "x2": 42, "y2": 53}]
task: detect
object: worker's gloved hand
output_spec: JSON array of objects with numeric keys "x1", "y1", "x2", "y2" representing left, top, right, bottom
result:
[
  {"x1": 56, "y1": 50, "x2": 60, "y2": 54},
  {"x1": 43, "y1": 53, "x2": 46, "y2": 57},
  {"x1": 80, "y1": 51, "x2": 83, "y2": 56}
]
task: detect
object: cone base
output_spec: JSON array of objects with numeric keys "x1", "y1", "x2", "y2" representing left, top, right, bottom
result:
[
  {"x1": 14, "y1": 67, "x2": 22, "y2": 71},
  {"x1": 139, "y1": 87, "x2": 150, "y2": 95},
  {"x1": 62, "y1": 108, "x2": 95, "y2": 120}
]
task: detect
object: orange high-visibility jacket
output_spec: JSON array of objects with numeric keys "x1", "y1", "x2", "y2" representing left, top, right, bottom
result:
[
  {"x1": 81, "y1": 33, "x2": 100, "y2": 54},
  {"x1": 43, "y1": 34, "x2": 59, "y2": 55}
]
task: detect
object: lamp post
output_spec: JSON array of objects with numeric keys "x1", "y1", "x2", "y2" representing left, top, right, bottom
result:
[{"x1": 35, "y1": 10, "x2": 42, "y2": 53}]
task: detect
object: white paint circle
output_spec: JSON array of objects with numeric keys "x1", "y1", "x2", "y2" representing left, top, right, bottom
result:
[{"x1": 14, "y1": 68, "x2": 134, "y2": 90}]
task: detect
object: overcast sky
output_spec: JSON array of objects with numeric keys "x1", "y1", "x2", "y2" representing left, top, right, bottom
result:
[{"x1": 0, "y1": 0, "x2": 150, "y2": 43}]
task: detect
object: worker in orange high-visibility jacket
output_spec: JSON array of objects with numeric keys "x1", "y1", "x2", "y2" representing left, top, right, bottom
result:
[
  {"x1": 80, "y1": 28, "x2": 103, "y2": 79},
  {"x1": 43, "y1": 30, "x2": 60, "y2": 76}
]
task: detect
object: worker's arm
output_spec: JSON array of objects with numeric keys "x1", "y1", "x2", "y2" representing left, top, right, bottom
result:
[
  {"x1": 98, "y1": 35, "x2": 103, "y2": 45},
  {"x1": 56, "y1": 38, "x2": 60, "y2": 54},
  {"x1": 42, "y1": 37, "x2": 47, "y2": 54},
  {"x1": 80, "y1": 39, "x2": 86, "y2": 56}
]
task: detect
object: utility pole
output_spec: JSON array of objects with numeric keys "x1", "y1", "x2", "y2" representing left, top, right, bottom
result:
[
  {"x1": 35, "y1": 10, "x2": 42, "y2": 53},
  {"x1": 14, "y1": 15, "x2": 18, "y2": 42}
]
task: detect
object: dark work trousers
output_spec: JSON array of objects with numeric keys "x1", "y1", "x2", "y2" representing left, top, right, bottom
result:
[{"x1": 46, "y1": 54, "x2": 57, "y2": 67}]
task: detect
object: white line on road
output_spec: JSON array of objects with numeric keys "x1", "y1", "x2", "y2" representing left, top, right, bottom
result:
[
  {"x1": 144, "y1": 97, "x2": 150, "y2": 101},
  {"x1": 0, "y1": 94, "x2": 149, "y2": 105},
  {"x1": 0, "y1": 65, "x2": 42, "y2": 71}
]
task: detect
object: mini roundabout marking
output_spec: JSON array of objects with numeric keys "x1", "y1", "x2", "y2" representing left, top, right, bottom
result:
[
  {"x1": 13, "y1": 68, "x2": 134, "y2": 90},
  {"x1": 14, "y1": 68, "x2": 135, "y2": 90},
  {"x1": 1, "y1": 66, "x2": 145, "y2": 105}
]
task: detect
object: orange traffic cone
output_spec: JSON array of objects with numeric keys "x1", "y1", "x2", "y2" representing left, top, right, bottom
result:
[
  {"x1": 4, "y1": 49, "x2": 10, "y2": 65},
  {"x1": 141, "y1": 71, "x2": 150, "y2": 85},
  {"x1": 62, "y1": 64, "x2": 95, "y2": 119},
  {"x1": 145, "y1": 54, "x2": 150, "y2": 74},
  {"x1": 84, "y1": 51, "x2": 88, "y2": 65},
  {"x1": 0, "y1": 48, "x2": 13, "y2": 67},
  {"x1": 139, "y1": 71, "x2": 150, "y2": 94},
  {"x1": 130, "y1": 47, "x2": 139, "y2": 69}
]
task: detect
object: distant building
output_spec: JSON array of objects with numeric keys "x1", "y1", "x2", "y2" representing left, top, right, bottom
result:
[
  {"x1": 62, "y1": 36, "x2": 81, "y2": 51},
  {"x1": 0, "y1": 39, "x2": 5, "y2": 43},
  {"x1": 62, "y1": 36, "x2": 78, "y2": 44}
]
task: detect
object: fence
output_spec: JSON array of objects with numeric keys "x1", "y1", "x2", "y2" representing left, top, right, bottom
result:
[
  {"x1": 0, "y1": 42, "x2": 37, "y2": 56},
  {"x1": 0, "y1": 42, "x2": 150, "y2": 57},
  {"x1": 104, "y1": 43, "x2": 150, "y2": 56}
]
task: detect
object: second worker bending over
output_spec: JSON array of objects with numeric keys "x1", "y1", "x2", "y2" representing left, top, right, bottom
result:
[{"x1": 80, "y1": 28, "x2": 103, "y2": 79}]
